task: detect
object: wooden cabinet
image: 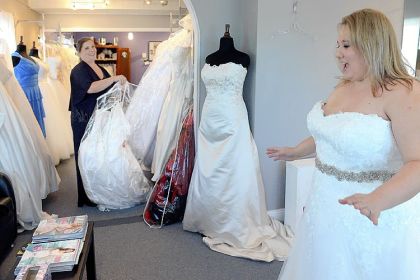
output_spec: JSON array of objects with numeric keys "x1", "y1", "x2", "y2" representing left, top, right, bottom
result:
[{"x1": 95, "y1": 45, "x2": 131, "y2": 82}]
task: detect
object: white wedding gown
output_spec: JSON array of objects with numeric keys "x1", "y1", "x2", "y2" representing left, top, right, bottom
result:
[
  {"x1": 0, "y1": 53, "x2": 59, "y2": 199},
  {"x1": 33, "y1": 57, "x2": 73, "y2": 165},
  {"x1": 279, "y1": 101, "x2": 420, "y2": 280},
  {"x1": 126, "y1": 14, "x2": 193, "y2": 169},
  {"x1": 78, "y1": 84, "x2": 151, "y2": 210},
  {"x1": 183, "y1": 62, "x2": 293, "y2": 262},
  {"x1": 151, "y1": 45, "x2": 193, "y2": 181},
  {"x1": 0, "y1": 67, "x2": 43, "y2": 230}
]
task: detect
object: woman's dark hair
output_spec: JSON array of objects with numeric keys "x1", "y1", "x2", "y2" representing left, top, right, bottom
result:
[{"x1": 76, "y1": 37, "x2": 94, "y2": 53}]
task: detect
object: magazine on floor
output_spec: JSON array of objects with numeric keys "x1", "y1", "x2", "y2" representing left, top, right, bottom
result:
[
  {"x1": 32, "y1": 215, "x2": 88, "y2": 243},
  {"x1": 14, "y1": 239, "x2": 84, "y2": 275}
]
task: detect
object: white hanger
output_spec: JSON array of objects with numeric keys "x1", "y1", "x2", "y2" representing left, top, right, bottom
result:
[{"x1": 272, "y1": 1, "x2": 316, "y2": 41}]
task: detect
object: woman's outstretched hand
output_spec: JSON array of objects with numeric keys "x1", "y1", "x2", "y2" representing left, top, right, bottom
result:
[
  {"x1": 339, "y1": 193, "x2": 381, "y2": 225},
  {"x1": 266, "y1": 147, "x2": 297, "y2": 161}
]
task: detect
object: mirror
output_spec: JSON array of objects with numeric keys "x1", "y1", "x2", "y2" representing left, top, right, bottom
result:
[{"x1": 402, "y1": 0, "x2": 420, "y2": 77}]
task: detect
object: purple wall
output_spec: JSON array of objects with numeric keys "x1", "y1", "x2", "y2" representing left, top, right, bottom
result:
[{"x1": 74, "y1": 32, "x2": 170, "y2": 84}]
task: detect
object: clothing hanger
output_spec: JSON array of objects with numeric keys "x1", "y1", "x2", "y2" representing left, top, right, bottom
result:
[{"x1": 272, "y1": 1, "x2": 316, "y2": 41}]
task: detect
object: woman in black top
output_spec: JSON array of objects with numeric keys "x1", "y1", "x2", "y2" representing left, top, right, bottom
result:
[{"x1": 70, "y1": 37, "x2": 126, "y2": 207}]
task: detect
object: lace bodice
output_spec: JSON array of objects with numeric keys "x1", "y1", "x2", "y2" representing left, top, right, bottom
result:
[
  {"x1": 201, "y1": 62, "x2": 247, "y2": 98},
  {"x1": 307, "y1": 101, "x2": 402, "y2": 173}
]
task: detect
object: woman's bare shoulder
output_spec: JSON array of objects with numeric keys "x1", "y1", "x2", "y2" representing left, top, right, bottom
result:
[{"x1": 384, "y1": 79, "x2": 420, "y2": 118}]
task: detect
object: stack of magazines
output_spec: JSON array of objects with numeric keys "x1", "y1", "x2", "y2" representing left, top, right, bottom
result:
[
  {"x1": 32, "y1": 215, "x2": 88, "y2": 243},
  {"x1": 14, "y1": 239, "x2": 83, "y2": 274},
  {"x1": 15, "y1": 264, "x2": 52, "y2": 280},
  {"x1": 14, "y1": 215, "x2": 88, "y2": 276}
]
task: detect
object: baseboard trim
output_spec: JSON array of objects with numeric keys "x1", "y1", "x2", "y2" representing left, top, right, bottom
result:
[{"x1": 268, "y1": 208, "x2": 285, "y2": 222}]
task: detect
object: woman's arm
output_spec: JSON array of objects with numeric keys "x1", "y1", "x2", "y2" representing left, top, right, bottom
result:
[
  {"x1": 266, "y1": 136, "x2": 316, "y2": 161},
  {"x1": 87, "y1": 75, "x2": 126, "y2": 94},
  {"x1": 340, "y1": 84, "x2": 420, "y2": 225}
]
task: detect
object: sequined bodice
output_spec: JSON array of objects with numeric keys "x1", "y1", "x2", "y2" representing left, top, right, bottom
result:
[
  {"x1": 307, "y1": 101, "x2": 402, "y2": 173},
  {"x1": 201, "y1": 62, "x2": 247, "y2": 99}
]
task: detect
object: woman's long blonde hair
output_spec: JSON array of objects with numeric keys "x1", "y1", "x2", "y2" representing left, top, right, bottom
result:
[{"x1": 340, "y1": 9, "x2": 412, "y2": 96}]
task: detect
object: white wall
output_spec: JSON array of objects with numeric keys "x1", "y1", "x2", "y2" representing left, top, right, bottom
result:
[
  {"x1": 0, "y1": 0, "x2": 41, "y2": 49},
  {"x1": 254, "y1": 0, "x2": 404, "y2": 210}
]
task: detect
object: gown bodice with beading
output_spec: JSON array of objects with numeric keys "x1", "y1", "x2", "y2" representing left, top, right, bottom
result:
[
  {"x1": 279, "y1": 101, "x2": 420, "y2": 280},
  {"x1": 309, "y1": 101, "x2": 402, "y2": 173}
]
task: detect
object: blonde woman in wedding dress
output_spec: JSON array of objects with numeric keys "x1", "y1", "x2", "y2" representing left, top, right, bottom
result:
[{"x1": 268, "y1": 9, "x2": 420, "y2": 280}]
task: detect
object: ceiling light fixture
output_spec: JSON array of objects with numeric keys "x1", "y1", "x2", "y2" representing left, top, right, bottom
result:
[
  {"x1": 144, "y1": 0, "x2": 152, "y2": 5},
  {"x1": 160, "y1": 0, "x2": 168, "y2": 6},
  {"x1": 72, "y1": 0, "x2": 110, "y2": 10}
]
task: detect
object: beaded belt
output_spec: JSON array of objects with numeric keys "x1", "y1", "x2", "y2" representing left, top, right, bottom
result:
[{"x1": 315, "y1": 157, "x2": 394, "y2": 183}]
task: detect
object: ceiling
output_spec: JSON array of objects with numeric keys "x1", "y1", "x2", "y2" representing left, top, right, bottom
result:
[{"x1": 28, "y1": 0, "x2": 185, "y2": 16}]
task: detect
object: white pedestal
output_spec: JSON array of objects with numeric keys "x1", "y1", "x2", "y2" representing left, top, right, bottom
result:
[{"x1": 285, "y1": 158, "x2": 315, "y2": 234}]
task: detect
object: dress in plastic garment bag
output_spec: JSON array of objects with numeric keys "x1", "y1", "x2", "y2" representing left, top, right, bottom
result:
[
  {"x1": 78, "y1": 83, "x2": 151, "y2": 210},
  {"x1": 144, "y1": 107, "x2": 195, "y2": 227},
  {"x1": 126, "y1": 14, "x2": 193, "y2": 169}
]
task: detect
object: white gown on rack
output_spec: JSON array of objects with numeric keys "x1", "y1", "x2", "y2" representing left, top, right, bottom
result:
[
  {"x1": 151, "y1": 45, "x2": 193, "y2": 181},
  {"x1": 0, "y1": 53, "x2": 59, "y2": 199},
  {"x1": 47, "y1": 56, "x2": 71, "y2": 112},
  {"x1": 0, "y1": 67, "x2": 43, "y2": 230},
  {"x1": 278, "y1": 102, "x2": 420, "y2": 280},
  {"x1": 126, "y1": 14, "x2": 193, "y2": 169},
  {"x1": 183, "y1": 62, "x2": 293, "y2": 262},
  {"x1": 33, "y1": 57, "x2": 73, "y2": 165},
  {"x1": 0, "y1": 32, "x2": 59, "y2": 197}
]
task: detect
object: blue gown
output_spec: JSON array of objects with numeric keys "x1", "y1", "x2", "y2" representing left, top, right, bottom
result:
[{"x1": 12, "y1": 52, "x2": 46, "y2": 137}]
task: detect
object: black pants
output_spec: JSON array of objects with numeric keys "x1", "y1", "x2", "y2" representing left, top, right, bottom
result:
[{"x1": 71, "y1": 119, "x2": 93, "y2": 206}]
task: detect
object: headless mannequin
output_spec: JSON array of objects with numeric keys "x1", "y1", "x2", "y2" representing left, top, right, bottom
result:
[
  {"x1": 12, "y1": 36, "x2": 35, "y2": 67},
  {"x1": 205, "y1": 24, "x2": 250, "y2": 68},
  {"x1": 29, "y1": 41, "x2": 40, "y2": 59}
]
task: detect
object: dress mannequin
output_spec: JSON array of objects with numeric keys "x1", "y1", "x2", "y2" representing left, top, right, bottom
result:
[
  {"x1": 12, "y1": 36, "x2": 35, "y2": 67},
  {"x1": 29, "y1": 41, "x2": 40, "y2": 59},
  {"x1": 205, "y1": 24, "x2": 250, "y2": 68}
]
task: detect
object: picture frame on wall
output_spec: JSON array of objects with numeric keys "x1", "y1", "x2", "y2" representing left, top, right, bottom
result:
[{"x1": 148, "y1": 41, "x2": 162, "y2": 62}]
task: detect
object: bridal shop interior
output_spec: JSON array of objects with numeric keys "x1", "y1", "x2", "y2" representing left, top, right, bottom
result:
[{"x1": 0, "y1": 0, "x2": 417, "y2": 279}]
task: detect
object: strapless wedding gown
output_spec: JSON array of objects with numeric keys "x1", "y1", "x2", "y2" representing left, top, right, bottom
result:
[
  {"x1": 183, "y1": 62, "x2": 293, "y2": 262},
  {"x1": 279, "y1": 102, "x2": 420, "y2": 280}
]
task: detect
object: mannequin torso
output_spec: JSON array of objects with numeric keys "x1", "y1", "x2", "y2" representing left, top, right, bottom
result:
[
  {"x1": 205, "y1": 35, "x2": 250, "y2": 68},
  {"x1": 12, "y1": 43, "x2": 35, "y2": 67}
]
